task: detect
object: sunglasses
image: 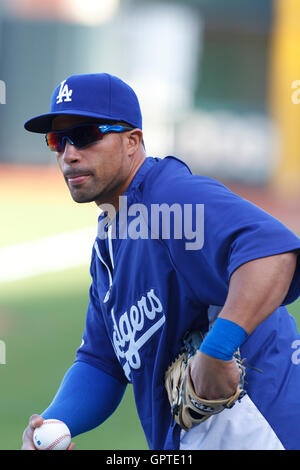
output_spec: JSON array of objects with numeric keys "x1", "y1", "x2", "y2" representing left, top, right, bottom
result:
[{"x1": 45, "y1": 123, "x2": 134, "y2": 152}]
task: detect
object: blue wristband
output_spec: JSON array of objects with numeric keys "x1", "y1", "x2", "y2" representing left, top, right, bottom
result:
[{"x1": 199, "y1": 317, "x2": 248, "y2": 361}]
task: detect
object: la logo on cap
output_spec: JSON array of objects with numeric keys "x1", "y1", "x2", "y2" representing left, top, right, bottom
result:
[{"x1": 56, "y1": 79, "x2": 73, "y2": 104}]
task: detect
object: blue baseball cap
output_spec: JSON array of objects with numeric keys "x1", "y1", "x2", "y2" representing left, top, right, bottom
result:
[{"x1": 24, "y1": 73, "x2": 142, "y2": 133}]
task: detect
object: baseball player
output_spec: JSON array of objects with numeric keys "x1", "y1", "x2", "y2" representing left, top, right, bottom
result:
[{"x1": 21, "y1": 73, "x2": 300, "y2": 450}]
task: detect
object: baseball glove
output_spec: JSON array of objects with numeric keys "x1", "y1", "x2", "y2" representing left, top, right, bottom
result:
[{"x1": 164, "y1": 330, "x2": 246, "y2": 431}]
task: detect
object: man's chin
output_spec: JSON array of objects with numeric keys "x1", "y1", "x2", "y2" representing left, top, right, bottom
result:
[{"x1": 69, "y1": 191, "x2": 96, "y2": 204}]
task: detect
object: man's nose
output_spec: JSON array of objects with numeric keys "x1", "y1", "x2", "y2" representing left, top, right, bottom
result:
[{"x1": 61, "y1": 139, "x2": 80, "y2": 163}]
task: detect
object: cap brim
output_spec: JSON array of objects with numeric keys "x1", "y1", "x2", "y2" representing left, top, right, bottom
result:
[{"x1": 24, "y1": 110, "x2": 125, "y2": 133}]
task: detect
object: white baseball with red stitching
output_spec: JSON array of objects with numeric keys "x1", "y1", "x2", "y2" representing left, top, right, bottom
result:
[{"x1": 33, "y1": 419, "x2": 71, "y2": 450}]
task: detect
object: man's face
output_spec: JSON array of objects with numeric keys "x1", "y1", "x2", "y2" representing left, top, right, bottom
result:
[{"x1": 51, "y1": 115, "x2": 132, "y2": 206}]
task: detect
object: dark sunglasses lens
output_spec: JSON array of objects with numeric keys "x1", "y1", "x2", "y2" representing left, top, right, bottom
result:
[
  {"x1": 73, "y1": 125, "x2": 103, "y2": 149},
  {"x1": 46, "y1": 125, "x2": 103, "y2": 152}
]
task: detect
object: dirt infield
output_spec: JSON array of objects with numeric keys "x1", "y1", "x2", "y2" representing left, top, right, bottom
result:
[{"x1": 0, "y1": 163, "x2": 68, "y2": 204}]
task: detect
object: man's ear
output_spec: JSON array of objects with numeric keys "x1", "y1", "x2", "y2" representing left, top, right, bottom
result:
[{"x1": 126, "y1": 129, "x2": 144, "y2": 156}]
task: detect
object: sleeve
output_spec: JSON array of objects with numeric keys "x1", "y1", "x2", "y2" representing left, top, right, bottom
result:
[
  {"x1": 42, "y1": 361, "x2": 126, "y2": 437},
  {"x1": 162, "y1": 175, "x2": 300, "y2": 307},
  {"x1": 75, "y1": 248, "x2": 128, "y2": 384}
]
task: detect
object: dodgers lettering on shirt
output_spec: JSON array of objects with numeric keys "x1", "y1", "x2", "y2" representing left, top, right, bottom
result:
[
  {"x1": 76, "y1": 156, "x2": 300, "y2": 450},
  {"x1": 111, "y1": 288, "x2": 165, "y2": 381}
]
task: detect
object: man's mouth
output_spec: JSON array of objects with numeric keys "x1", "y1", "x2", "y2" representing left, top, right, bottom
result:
[{"x1": 64, "y1": 172, "x2": 92, "y2": 186}]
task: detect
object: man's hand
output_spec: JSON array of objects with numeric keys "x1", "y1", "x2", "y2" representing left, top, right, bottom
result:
[
  {"x1": 190, "y1": 351, "x2": 240, "y2": 400},
  {"x1": 21, "y1": 414, "x2": 75, "y2": 450},
  {"x1": 164, "y1": 332, "x2": 245, "y2": 430},
  {"x1": 22, "y1": 414, "x2": 44, "y2": 450}
]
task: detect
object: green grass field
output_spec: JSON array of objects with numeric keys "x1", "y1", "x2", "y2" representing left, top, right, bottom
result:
[
  {"x1": 1, "y1": 166, "x2": 300, "y2": 450},
  {"x1": 0, "y1": 267, "x2": 148, "y2": 450}
]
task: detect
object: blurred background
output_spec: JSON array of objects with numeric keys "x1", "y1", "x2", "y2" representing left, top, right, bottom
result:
[{"x1": 0, "y1": 0, "x2": 300, "y2": 450}]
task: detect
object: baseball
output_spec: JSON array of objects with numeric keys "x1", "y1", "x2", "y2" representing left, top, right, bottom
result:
[{"x1": 33, "y1": 419, "x2": 71, "y2": 450}]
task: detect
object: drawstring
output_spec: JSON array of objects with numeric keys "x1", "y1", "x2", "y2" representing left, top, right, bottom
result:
[{"x1": 241, "y1": 359, "x2": 263, "y2": 374}]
